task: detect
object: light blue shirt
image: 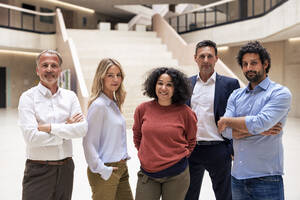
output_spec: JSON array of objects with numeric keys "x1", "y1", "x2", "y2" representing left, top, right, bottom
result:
[
  {"x1": 222, "y1": 77, "x2": 292, "y2": 179},
  {"x1": 83, "y1": 93, "x2": 129, "y2": 180}
]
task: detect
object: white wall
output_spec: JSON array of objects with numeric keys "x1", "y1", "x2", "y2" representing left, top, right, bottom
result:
[
  {"x1": 0, "y1": 53, "x2": 38, "y2": 107},
  {"x1": 0, "y1": 27, "x2": 56, "y2": 50}
]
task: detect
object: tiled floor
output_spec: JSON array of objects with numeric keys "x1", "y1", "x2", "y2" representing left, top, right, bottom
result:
[{"x1": 0, "y1": 108, "x2": 299, "y2": 199}]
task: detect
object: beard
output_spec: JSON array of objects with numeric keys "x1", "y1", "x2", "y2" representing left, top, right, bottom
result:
[{"x1": 244, "y1": 70, "x2": 264, "y2": 83}]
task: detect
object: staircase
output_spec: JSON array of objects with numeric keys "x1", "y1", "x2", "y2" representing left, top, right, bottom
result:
[{"x1": 67, "y1": 29, "x2": 195, "y2": 128}]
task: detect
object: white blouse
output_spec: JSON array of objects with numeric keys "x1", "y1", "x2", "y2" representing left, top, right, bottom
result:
[{"x1": 83, "y1": 93, "x2": 129, "y2": 180}]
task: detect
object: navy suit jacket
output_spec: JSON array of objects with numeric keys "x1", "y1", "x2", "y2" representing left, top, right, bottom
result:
[{"x1": 187, "y1": 73, "x2": 240, "y2": 144}]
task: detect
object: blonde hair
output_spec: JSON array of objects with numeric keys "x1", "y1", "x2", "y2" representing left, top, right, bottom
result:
[{"x1": 88, "y1": 58, "x2": 126, "y2": 111}]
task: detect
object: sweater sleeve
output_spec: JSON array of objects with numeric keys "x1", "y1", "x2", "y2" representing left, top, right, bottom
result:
[
  {"x1": 132, "y1": 104, "x2": 143, "y2": 150},
  {"x1": 184, "y1": 107, "x2": 197, "y2": 156}
]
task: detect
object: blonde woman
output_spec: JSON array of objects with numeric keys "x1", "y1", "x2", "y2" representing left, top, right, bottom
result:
[{"x1": 83, "y1": 58, "x2": 133, "y2": 200}]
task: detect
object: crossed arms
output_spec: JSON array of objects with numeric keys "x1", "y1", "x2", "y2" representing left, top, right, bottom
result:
[
  {"x1": 217, "y1": 86, "x2": 291, "y2": 140},
  {"x1": 218, "y1": 117, "x2": 282, "y2": 139},
  {"x1": 18, "y1": 92, "x2": 87, "y2": 147},
  {"x1": 38, "y1": 113, "x2": 84, "y2": 133}
]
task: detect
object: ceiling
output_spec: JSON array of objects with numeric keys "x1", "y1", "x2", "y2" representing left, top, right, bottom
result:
[{"x1": 60, "y1": 0, "x2": 220, "y2": 18}]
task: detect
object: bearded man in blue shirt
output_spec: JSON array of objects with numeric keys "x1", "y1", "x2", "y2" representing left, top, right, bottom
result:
[{"x1": 218, "y1": 41, "x2": 292, "y2": 200}]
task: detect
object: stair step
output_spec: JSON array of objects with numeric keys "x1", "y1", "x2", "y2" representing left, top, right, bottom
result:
[
  {"x1": 67, "y1": 29, "x2": 157, "y2": 38},
  {"x1": 73, "y1": 38, "x2": 162, "y2": 48},
  {"x1": 71, "y1": 29, "x2": 181, "y2": 126},
  {"x1": 76, "y1": 44, "x2": 168, "y2": 52}
]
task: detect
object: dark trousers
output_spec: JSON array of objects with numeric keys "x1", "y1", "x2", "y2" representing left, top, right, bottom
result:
[
  {"x1": 22, "y1": 158, "x2": 74, "y2": 200},
  {"x1": 185, "y1": 143, "x2": 232, "y2": 200}
]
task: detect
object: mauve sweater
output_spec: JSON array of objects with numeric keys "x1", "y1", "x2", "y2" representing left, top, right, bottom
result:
[{"x1": 133, "y1": 100, "x2": 197, "y2": 173}]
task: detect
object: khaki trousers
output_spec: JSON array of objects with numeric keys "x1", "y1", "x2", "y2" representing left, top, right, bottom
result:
[
  {"x1": 135, "y1": 166, "x2": 190, "y2": 200},
  {"x1": 87, "y1": 161, "x2": 133, "y2": 200}
]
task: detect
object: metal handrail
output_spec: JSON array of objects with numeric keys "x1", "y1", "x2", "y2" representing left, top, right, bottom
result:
[
  {"x1": 56, "y1": 8, "x2": 89, "y2": 98},
  {"x1": 168, "y1": 0, "x2": 288, "y2": 34},
  {"x1": 170, "y1": 0, "x2": 235, "y2": 18}
]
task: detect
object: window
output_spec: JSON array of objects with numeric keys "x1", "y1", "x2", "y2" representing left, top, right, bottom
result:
[
  {"x1": 22, "y1": 3, "x2": 35, "y2": 16},
  {"x1": 40, "y1": 7, "x2": 54, "y2": 24}
]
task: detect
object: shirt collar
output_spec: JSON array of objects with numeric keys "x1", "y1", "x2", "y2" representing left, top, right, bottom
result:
[
  {"x1": 100, "y1": 93, "x2": 115, "y2": 106},
  {"x1": 37, "y1": 82, "x2": 61, "y2": 97},
  {"x1": 197, "y1": 71, "x2": 216, "y2": 84},
  {"x1": 246, "y1": 76, "x2": 270, "y2": 92}
]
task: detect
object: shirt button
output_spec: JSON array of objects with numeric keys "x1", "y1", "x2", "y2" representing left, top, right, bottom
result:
[{"x1": 239, "y1": 161, "x2": 243, "y2": 164}]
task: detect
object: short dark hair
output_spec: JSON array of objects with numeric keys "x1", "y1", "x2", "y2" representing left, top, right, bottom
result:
[
  {"x1": 195, "y1": 40, "x2": 218, "y2": 56},
  {"x1": 237, "y1": 41, "x2": 271, "y2": 73},
  {"x1": 143, "y1": 67, "x2": 191, "y2": 105}
]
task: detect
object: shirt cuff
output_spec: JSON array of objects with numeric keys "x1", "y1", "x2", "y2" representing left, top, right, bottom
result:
[
  {"x1": 50, "y1": 123, "x2": 61, "y2": 136},
  {"x1": 222, "y1": 127, "x2": 233, "y2": 139},
  {"x1": 245, "y1": 116, "x2": 258, "y2": 135},
  {"x1": 101, "y1": 166, "x2": 113, "y2": 181}
]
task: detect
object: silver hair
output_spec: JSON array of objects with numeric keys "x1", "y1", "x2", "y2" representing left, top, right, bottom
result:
[{"x1": 36, "y1": 50, "x2": 63, "y2": 66}]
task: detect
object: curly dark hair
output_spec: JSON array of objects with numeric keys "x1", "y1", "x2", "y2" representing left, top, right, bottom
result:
[
  {"x1": 195, "y1": 40, "x2": 218, "y2": 56},
  {"x1": 143, "y1": 67, "x2": 191, "y2": 105},
  {"x1": 237, "y1": 41, "x2": 271, "y2": 73}
]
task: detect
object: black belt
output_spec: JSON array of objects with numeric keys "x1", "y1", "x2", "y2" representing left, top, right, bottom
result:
[{"x1": 196, "y1": 141, "x2": 224, "y2": 145}]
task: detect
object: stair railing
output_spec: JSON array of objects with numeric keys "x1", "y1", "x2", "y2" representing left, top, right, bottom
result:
[
  {"x1": 56, "y1": 8, "x2": 89, "y2": 113},
  {"x1": 167, "y1": 0, "x2": 288, "y2": 34}
]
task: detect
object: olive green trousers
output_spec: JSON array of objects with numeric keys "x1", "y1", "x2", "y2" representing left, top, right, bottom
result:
[{"x1": 87, "y1": 161, "x2": 133, "y2": 200}]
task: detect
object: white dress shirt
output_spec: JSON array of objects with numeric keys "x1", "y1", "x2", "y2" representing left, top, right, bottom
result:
[
  {"x1": 191, "y1": 72, "x2": 223, "y2": 141},
  {"x1": 83, "y1": 93, "x2": 129, "y2": 180},
  {"x1": 18, "y1": 83, "x2": 88, "y2": 160}
]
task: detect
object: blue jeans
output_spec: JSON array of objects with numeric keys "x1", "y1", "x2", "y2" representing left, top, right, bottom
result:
[{"x1": 232, "y1": 175, "x2": 284, "y2": 200}]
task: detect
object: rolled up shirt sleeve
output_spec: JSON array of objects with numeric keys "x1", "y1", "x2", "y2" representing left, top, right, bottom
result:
[
  {"x1": 222, "y1": 127, "x2": 233, "y2": 140},
  {"x1": 245, "y1": 88, "x2": 292, "y2": 135}
]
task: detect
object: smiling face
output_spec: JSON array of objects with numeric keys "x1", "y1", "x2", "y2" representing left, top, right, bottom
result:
[
  {"x1": 155, "y1": 73, "x2": 174, "y2": 106},
  {"x1": 103, "y1": 65, "x2": 122, "y2": 99},
  {"x1": 242, "y1": 53, "x2": 267, "y2": 89},
  {"x1": 36, "y1": 53, "x2": 61, "y2": 91}
]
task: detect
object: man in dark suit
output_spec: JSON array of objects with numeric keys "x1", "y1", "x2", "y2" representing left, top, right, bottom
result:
[{"x1": 185, "y1": 40, "x2": 240, "y2": 200}]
